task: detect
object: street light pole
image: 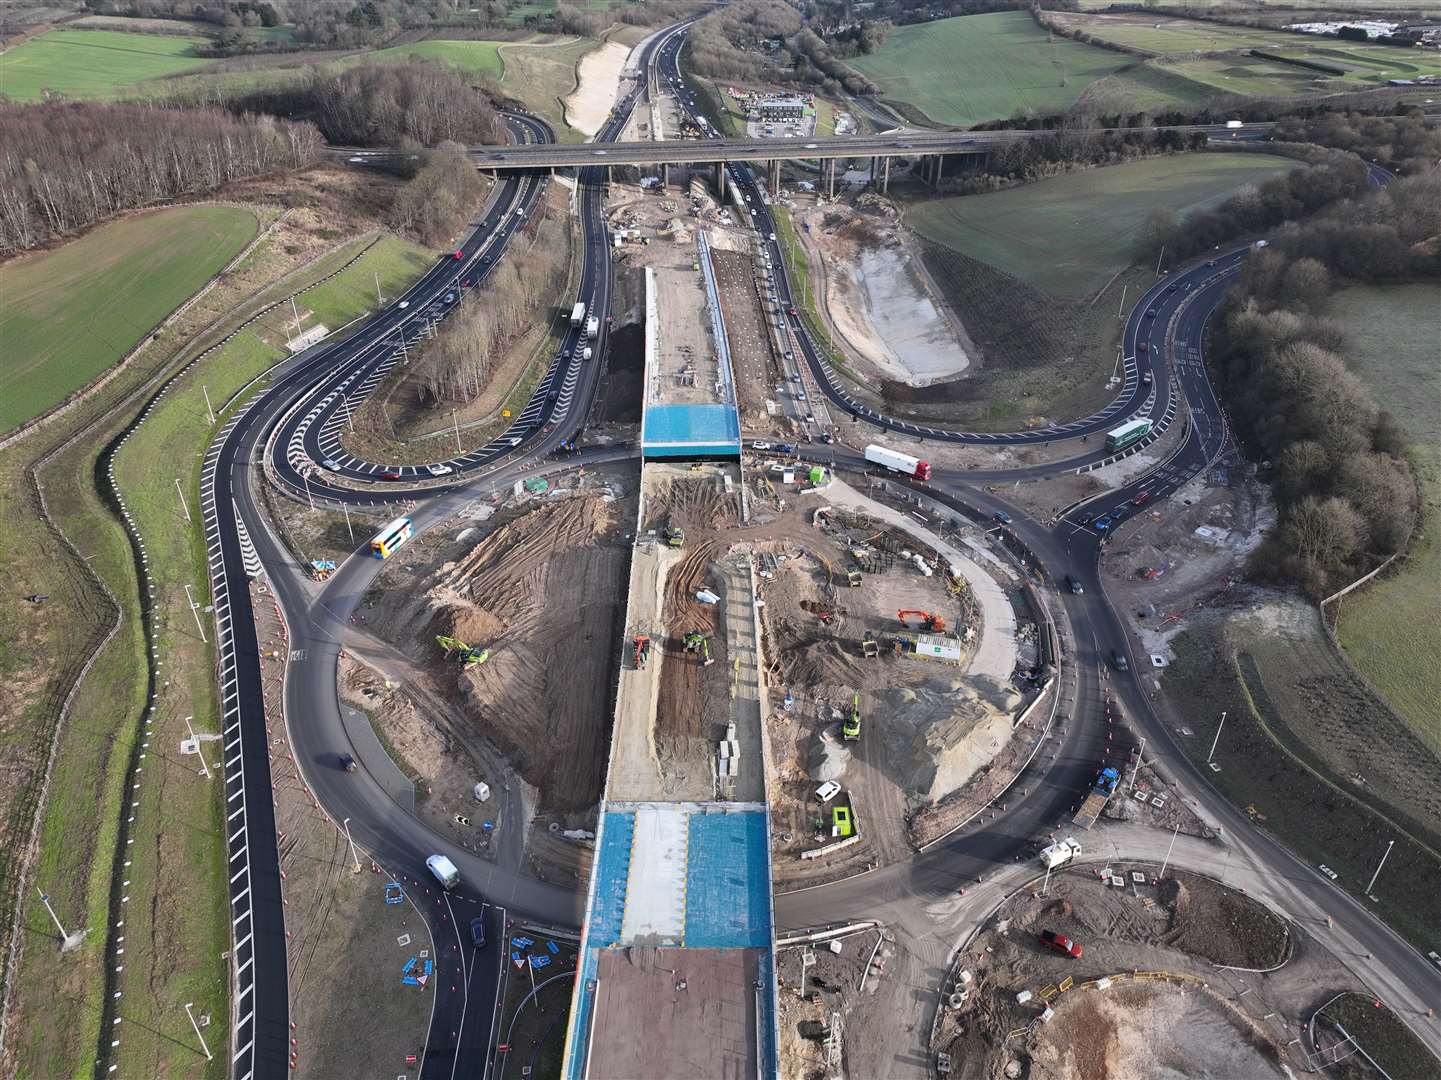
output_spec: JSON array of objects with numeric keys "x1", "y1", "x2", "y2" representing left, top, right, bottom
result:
[
  {"x1": 1128, "y1": 736, "x2": 1147, "y2": 792},
  {"x1": 341, "y1": 501, "x2": 354, "y2": 544},
  {"x1": 183, "y1": 584, "x2": 207, "y2": 644},
  {"x1": 36, "y1": 886, "x2": 85, "y2": 951},
  {"x1": 1206, "y1": 710, "x2": 1228, "y2": 766},
  {"x1": 184, "y1": 714, "x2": 211, "y2": 780},
  {"x1": 184, "y1": 1002, "x2": 213, "y2": 1061},
  {"x1": 175, "y1": 478, "x2": 191, "y2": 523},
  {"x1": 343, "y1": 817, "x2": 362, "y2": 874},
  {"x1": 1158, "y1": 823, "x2": 1181, "y2": 881},
  {"x1": 1364, "y1": 839, "x2": 1394, "y2": 896},
  {"x1": 202, "y1": 385, "x2": 216, "y2": 425}
]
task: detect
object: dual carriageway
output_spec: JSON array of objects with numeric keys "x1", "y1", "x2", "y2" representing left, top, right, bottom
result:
[{"x1": 193, "y1": 20, "x2": 1438, "y2": 1079}]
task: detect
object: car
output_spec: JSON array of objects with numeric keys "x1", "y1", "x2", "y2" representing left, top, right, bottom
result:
[
  {"x1": 1144, "y1": 308, "x2": 1156, "y2": 318},
  {"x1": 805, "y1": 143, "x2": 818, "y2": 150},
  {"x1": 804, "y1": 413, "x2": 815, "y2": 423},
  {"x1": 1206, "y1": 259, "x2": 1217, "y2": 267},
  {"x1": 469, "y1": 916, "x2": 488, "y2": 949},
  {"x1": 593, "y1": 149, "x2": 608, "y2": 156},
  {"x1": 444, "y1": 292, "x2": 456, "y2": 304},
  {"x1": 1078, "y1": 512, "x2": 1094, "y2": 525},
  {"x1": 750, "y1": 441, "x2": 773, "y2": 451},
  {"x1": 323, "y1": 459, "x2": 341, "y2": 471},
  {"x1": 1138, "y1": 341, "x2": 1149, "y2": 353},
  {"x1": 789, "y1": 371, "x2": 800, "y2": 381},
  {"x1": 1111, "y1": 651, "x2": 1130, "y2": 673},
  {"x1": 452, "y1": 249, "x2": 464, "y2": 260},
  {"x1": 1039, "y1": 930, "x2": 1083, "y2": 959},
  {"x1": 427, "y1": 463, "x2": 453, "y2": 477},
  {"x1": 1142, "y1": 371, "x2": 1153, "y2": 385},
  {"x1": 546, "y1": 390, "x2": 560, "y2": 403},
  {"x1": 380, "y1": 470, "x2": 403, "y2": 480},
  {"x1": 788, "y1": 306, "x2": 797, "y2": 317},
  {"x1": 1166, "y1": 283, "x2": 1178, "y2": 293},
  {"x1": 815, "y1": 781, "x2": 842, "y2": 803},
  {"x1": 398, "y1": 300, "x2": 410, "y2": 309},
  {"x1": 339, "y1": 753, "x2": 357, "y2": 773},
  {"x1": 795, "y1": 390, "x2": 806, "y2": 401},
  {"x1": 1094, "y1": 516, "x2": 1113, "y2": 531},
  {"x1": 1132, "y1": 491, "x2": 1151, "y2": 507},
  {"x1": 1066, "y1": 575, "x2": 1084, "y2": 595},
  {"x1": 993, "y1": 511, "x2": 1012, "y2": 525},
  {"x1": 769, "y1": 232, "x2": 777, "y2": 241}
]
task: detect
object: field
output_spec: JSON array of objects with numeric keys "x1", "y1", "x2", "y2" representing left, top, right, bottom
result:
[
  {"x1": 848, "y1": 12, "x2": 1139, "y2": 128},
  {"x1": 0, "y1": 206, "x2": 260, "y2": 432},
  {"x1": 0, "y1": 28, "x2": 217, "y2": 101},
  {"x1": 1329, "y1": 283, "x2": 1441, "y2": 758},
  {"x1": 904, "y1": 152, "x2": 1293, "y2": 298},
  {"x1": 1049, "y1": 12, "x2": 1305, "y2": 54},
  {"x1": 498, "y1": 34, "x2": 605, "y2": 141},
  {"x1": 367, "y1": 38, "x2": 507, "y2": 79}
]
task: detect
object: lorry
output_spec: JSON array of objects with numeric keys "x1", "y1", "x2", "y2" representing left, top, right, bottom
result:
[
  {"x1": 570, "y1": 302, "x2": 586, "y2": 327},
  {"x1": 1039, "y1": 837, "x2": 1082, "y2": 870},
  {"x1": 864, "y1": 443, "x2": 932, "y2": 482},
  {"x1": 426, "y1": 854, "x2": 460, "y2": 890},
  {"x1": 585, "y1": 315, "x2": 599, "y2": 340},
  {"x1": 1073, "y1": 767, "x2": 1120, "y2": 829},
  {"x1": 1225, "y1": 119, "x2": 1244, "y2": 129}
]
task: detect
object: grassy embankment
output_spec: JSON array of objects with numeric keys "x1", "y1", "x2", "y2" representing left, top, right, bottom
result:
[
  {"x1": 1328, "y1": 283, "x2": 1441, "y2": 757},
  {"x1": 770, "y1": 205, "x2": 866, "y2": 391},
  {"x1": 0, "y1": 27, "x2": 219, "y2": 101},
  {"x1": 0, "y1": 207, "x2": 259, "y2": 430},
  {"x1": 0, "y1": 214, "x2": 433, "y2": 1079}
]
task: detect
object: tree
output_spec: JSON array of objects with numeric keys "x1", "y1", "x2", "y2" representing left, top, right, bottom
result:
[{"x1": 1281, "y1": 496, "x2": 1364, "y2": 588}]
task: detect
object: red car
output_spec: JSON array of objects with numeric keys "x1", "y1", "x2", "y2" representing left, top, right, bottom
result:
[
  {"x1": 1039, "y1": 930, "x2": 1083, "y2": 959},
  {"x1": 1138, "y1": 341, "x2": 1149, "y2": 353},
  {"x1": 380, "y1": 470, "x2": 403, "y2": 480},
  {"x1": 788, "y1": 306, "x2": 797, "y2": 317},
  {"x1": 452, "y1": 249, "x2": 464, "y2": 261},
  {"x1": 1132, "y1": 491, "x2": 1151, "y2": 507}
]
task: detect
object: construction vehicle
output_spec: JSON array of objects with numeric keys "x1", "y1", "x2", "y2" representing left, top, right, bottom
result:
[
  {"x1": 861, "y1": 630, "x2": 879, "y2": 658},
  {"x1": 897, "y1": 609, "x2": 946, "y2": 633},
  {"x1": 846, "y1": 569, "x2": 862, "y2": 587},
  {"x1": 841, "y1": 693, "x2": 861, "y2": 740},
  {"x1": 683, "y1": 631, "x2": 715, "y2": 666},
  {"x1": 1073, "y1": 767, "x2": 1120, "y2": 829},
  {"x1": 1040, "y1": 837, "x2": 1082, "y2": 870},
  {"x1": 435, "y1": 636, "x2": 490, "y2": 665},
  {"x1": 663, "y1": 523, "x2": 685, "y2": 548},
  {"x1": 309, "y1": 558, "x2": 337, "y2": 582},
  {"x1": 633, "y1": 634, "x2": 652, "y2": 670}
]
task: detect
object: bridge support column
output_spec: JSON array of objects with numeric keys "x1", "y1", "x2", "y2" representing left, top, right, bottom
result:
[
  {"x1": 882, "y1": 156, "x2": 891, "y2": 195},
  {"x1": 826, "y1": 158, "x2": 837, "y2": 200},
  {"x1": 661, "y1": 162, "x2": 669, "y2": 189},
  {"x1": 933, "y1": 153, "x2": 945, "y2": 187},
  {"x1": 869, "y1": 156, "x2": 878, "y2": 190},
  {"x1": 769, "y1": 158, "x2": 781, "y2": 197},
  {"x1": 714, "y1": 160, "x2": 725, "y2": 199}
]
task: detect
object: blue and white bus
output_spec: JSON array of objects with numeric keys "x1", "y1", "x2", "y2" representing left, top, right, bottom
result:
[{"x1": 370, "y1": 515, "x2": 413, "y2": 559}]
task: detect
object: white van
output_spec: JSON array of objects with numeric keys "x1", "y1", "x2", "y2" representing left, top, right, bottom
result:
[{"x1": 426, "y1": 854, "x2": 460, "y2": 891}]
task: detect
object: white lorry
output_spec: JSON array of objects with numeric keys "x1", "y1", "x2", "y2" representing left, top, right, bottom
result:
[
  {"x1": 570, "y1": 302, "x2": 586, "y2": 327},
  {"x1": 863, "y1": 443, "x2": 932, "y2": 482},
  {"x1": 1039, "y1": 837, "x2": 1082, "y2": 870},
  {"x1": 584, "y1": 315, "x2": 600, "y2": 340}
]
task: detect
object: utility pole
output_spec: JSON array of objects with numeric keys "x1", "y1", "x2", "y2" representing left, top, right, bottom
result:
[
  {"x1": 1154, "y1": 245, "x2": 1166, "y2": 277},
  {"x1": 1206, "y1": 710, "x2": 1228, "y2": 766},
  {"x1": 301, "y1": 470, "x2": 314, "y2": 511},
  {"x1": 341, "y1": 501, "x2": 354, "y2": 544},
  {"x1": 184, "y1": 1003, "x2": 213, "y2": 1061},
  {"x1": 290, "y1": 296, "x2": 303, "y2": 342},
  {"x1": 202, "y1": 385, "x2": 216, "y2": 425},
  {"x1": 183, "y1": 584, "x2": 207, "y2": 644},
  {"x1": 374, "y1": 270, "x2": 383, "y2": 306},
  {"x1": 343, "y1": 394, "x2": 354, "y2": 434},
  {"x1": 343, "y1": 817, "x2": 362, "y2": 874},
  {"x1": 1127, "y1": 736, "x2": 1147, "y2": 792},
  {"x1": 36, "y1": 887, "x2": 85, "y2": 951},
  {"x1": 1158, "y1": 823, "x2": 1181, "y2": 880},
  {"x1": 175, "y1": 478, "x2": 191, "y2": 523},
  {"x1": 1365, "y1": 839, "x2": 1394, "y2": 896},
  {"x1": 184, "y1": 715, "x2": 212, "y2": 780},
  {"x1": 1116, "y1": 283, "x2": 1128, "y2": 322},
  {"x1": 452, "y1": 410, "x2": 462, "y2": 454}
]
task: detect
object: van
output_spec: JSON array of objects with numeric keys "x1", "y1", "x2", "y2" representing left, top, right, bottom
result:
[
  {"x1": 426, "y1": 854, "x2": 460, "y2": 891},
  {"x1": 815, "y1": 780, "x2": 841, "y2": 803}
]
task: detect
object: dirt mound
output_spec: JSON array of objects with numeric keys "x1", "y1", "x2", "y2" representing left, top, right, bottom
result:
[
  {"x1": 431, "y1": 597, "x2": 506, "y2": 645},
  {"x1": 888, "y1": 677, "x2": 1021, "y2": 802}
]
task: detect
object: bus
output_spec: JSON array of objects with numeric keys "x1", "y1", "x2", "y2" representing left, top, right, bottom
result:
[
  {"x1": 1104, "y1": 419, "x2": 1152, "y2": 453},
  {"x1": 370, "y1": 515, "x2": 413, "y2": 559}
]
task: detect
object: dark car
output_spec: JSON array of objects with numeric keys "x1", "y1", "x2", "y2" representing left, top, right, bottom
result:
[
  {"x1": 1144, "y1": 308, "x2": 1156, "y2": 318},
  {"x1": 993, "y1": 511, "x2": 1012, "y2": 525},
  {"x1": 1079, "y1": 512, "x2": 1094, "y2": 525},
  {"x1": 1132, "y1": 491, "x2": 1151, "y2": 507},
  {"x1": 1065, "y1": 575, "x2": 1084, "y2": 595},
  {"x1": 1166, "y1": 283, "x2": 1178, "y2": 293},
  {"x1": 1039, "y1": 930, "x2": 1083, "y2": 959},
  {"x1": 1138, "y1": 341, "x2": 1149, "y2": 353},
  {"x1": 339, "y1": 753, "x2": 357, "y2": 773},
  {"x1": 1093, "y1": 516, "x2": 1112, "y2": 531},
  {"x1": 469, "y1": 916, "x2": 487, "y2": 949},
  {"x1": 1111, "y1": 650, "x2": 1130, "y2": 673}
]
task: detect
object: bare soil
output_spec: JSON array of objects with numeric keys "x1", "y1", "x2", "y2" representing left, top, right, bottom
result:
[
  {"x1": 564, "y1": 39, "x2": 631, "y2": 137},
  {"x1": 710, "y1": 248, "x2": 793, "y2": 435}
]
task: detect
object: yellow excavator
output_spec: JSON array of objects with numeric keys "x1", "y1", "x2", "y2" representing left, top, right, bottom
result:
[
  {"x1": 435, "y1": 636, "x2": 490, "y2": 665},
  {"x1": 683, "y1": 631, "x2": 715, "y2": 666}
]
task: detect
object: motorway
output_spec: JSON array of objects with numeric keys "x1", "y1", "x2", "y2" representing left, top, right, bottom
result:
[{"x1": 195, "y1": 19, "x2": 1440, "y2": 1080}]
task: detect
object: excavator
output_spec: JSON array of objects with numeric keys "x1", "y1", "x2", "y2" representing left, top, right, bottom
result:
[
  {"x1": 663, "y1": 521, "x2": 685, "y2": 548},
  {"x1": 682, "y1": 631, "x2": 715, "y2": 667},
  {"x1": 633, "y1": 634, "x2": 652, "y2": 670},
  {"x1": 897, "y1": 609, "x2": 946, "y2": 633},
  {"x1": 842, "y1": 693, "x2": 861, "y2": 740},
  {"x1": 435, "y1": 635, "x2": 490, "y2": 665}
]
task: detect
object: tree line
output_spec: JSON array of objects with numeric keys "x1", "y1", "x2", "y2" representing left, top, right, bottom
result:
[
  {"x1": 1210, "y1": 174, "x2": 1439, "y2": 595},
  {"x1": 388, "y1": 141, "x2": 489, "y2": 247},
  {"x1": 223, "y1": 59, "x2": 502, "y2": 147},
  {"x1": 938, "y1": 125, "x2": 1207, "y2": 195},
  {"x1": 0, "y1": 100, "x2": 322, "y2": 254},
  {"x1": 685, "y1": 0, "x2": 877, "y2": 97}
]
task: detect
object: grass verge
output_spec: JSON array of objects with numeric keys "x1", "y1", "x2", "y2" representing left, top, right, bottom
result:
[
  {"x1": 1328, "y1": 283, "x2": 1441, "y2": 758},
  {"x1": 499, "y1": 35, "x2": 602, "y2": 142},
  {"x1": 1316, "y1": 993, "x2": 1439, "y2": 1080},
  {"x1": 770, "y1": 206, "x2": 867, "y2": 391},
  {"x1": 0, "y1": 206, "x2": 260, "y2": 432},
  {"x1": 0, "y1": 27, "x2": 218, "y2": 101}
]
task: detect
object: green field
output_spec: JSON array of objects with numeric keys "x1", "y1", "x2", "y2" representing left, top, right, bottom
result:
[
  {"x1": 905, "y1": 152, "x2": 1292, "y2": 297},
  {"x1": 848, "y1": 11, "x2": 1136, "y2": 127},
  {"x1": 1330, "y1": 283, "x2": 1441, "y2": 757},
  {"x1": 368, "y1": 39, "x2": 507, "y2": 79},
  {"x1": 0, "y1": 28, "x2": 217, "y2": 101},
  {"x1": 497, "y1": 34, "x2": 600, "y2": 141},
  {"x1": 0, "y1": 206, "x2": 259, "y2": 432},
  {"x1": 1051, "y1": 12, "x2": 1303, "y2": 55}
]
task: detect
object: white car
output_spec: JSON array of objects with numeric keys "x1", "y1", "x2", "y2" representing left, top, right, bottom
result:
[
  {"x1": 323, "y1": 459, "x2": 342, "y2": 470},
  {"x1": 750, "y1": 441, "x2": 772, "y2": 451},
  {"x1": 398, "y1": 301, "x2": 410, "y2": 309},
  {"x1": 427, "y1": 463, "x2": 453, "y2": 476},
  {"x1": 815, "y1": 781, "x2": 841, "y2": 802}
]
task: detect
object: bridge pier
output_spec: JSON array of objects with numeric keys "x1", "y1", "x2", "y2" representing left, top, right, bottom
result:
[
  {"x1": 660, "y1": 161, "x2": 669, "y2": 189},
  {"x1": 826, "y1": 158, "x2": 837, "y2": 200},
  {"x1": 714, "y1": 160, "x2": 725, "y2": 199},
  {"x1": 881, "y1": 155, "x2": 890, "y2": 195},
  {"x1": 870, "y1": 156, "x2": 878, "y2": 191},
  {"x1": 768, "y1": 158, "x2": 781, "y2": 198}
]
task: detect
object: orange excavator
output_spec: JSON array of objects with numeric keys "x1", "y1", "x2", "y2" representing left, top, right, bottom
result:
[
  {"x1": 633, "y1": 634, "x2": 652, "y2": 670},
  {"x1": 897, "y1": 610, "x2": 946, "y2": 633}
]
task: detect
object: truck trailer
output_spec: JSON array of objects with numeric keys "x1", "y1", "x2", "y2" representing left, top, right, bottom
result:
[
  {"x1": 1073, "y1": 767, "x2": 1120, "y2": 830},
  {"x1": 570, "y1": 302, "x2": 586, "y2": 327},
  {"x1": 864, "y1": 443, "x2": 932, "y2": 482}
]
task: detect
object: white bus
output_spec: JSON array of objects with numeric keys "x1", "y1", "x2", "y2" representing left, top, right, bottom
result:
[{"x1": 370, "y1": 515, "x2": 413, "y2": 559}]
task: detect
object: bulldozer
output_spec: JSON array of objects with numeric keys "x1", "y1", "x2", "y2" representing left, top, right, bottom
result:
[
  {"x1": 663, "y1": 522, "x2": 685, "y2": 548},
  {"x1": 897, "y1": 609, "x2": 946, "y2": 633},
  {"x1": 435, "y1": 636, "x2": 490, "y2": 665},
  {"x1": 861, "y1": 630, "x2": 879, "y2": 658},
  {"x1": 841, "y1": 693, "x2": 861, "y2": 740},
  {"x1": 682, "y1": 631, "x2": 715, "y2": 666}
]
